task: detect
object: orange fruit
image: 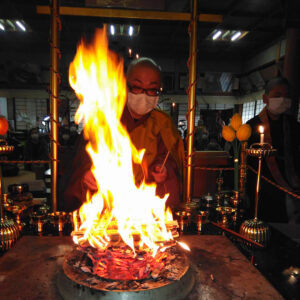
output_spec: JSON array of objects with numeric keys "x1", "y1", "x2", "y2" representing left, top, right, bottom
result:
[
  {"x1": 236, "y1": 124, "x2": 252, "y2": 141},
  {"x1": 222, "y1": 125, "x2": 236, "y2": 142},
  {"x1": 0, "y1": 117, "x2": 9, "y2": 136},
  {"x1": 230, "y1": 113, "x2": 242, "y2": 131}
]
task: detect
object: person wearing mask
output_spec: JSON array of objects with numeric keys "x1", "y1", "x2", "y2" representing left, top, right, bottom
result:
[
  {"x1": 63, "y1": 57, "x2": 185, "y2": 212},
  {"x1": 194, "y1": 119, "x2": 209, "y2": 150},
  {"x1": 59, "y1": 125, "x2": 71, "y2": 148},
  {"x1": 59, "y1": 123, "x2": 79, "y2": 149},
  {"x1": 246, "y1": 77, "x2": 300, "y2": 223},
  {"x1": 24, "y1": 127, "x2": 49, "y2": 173},
  {"x1": 69, "y1": 122, "x2": 79, "y2": 146},
  {"x1": 57, "y1": 123, "x2": 79, "y2": 199}
]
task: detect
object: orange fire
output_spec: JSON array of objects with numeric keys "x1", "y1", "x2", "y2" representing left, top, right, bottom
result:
[{"x1": 69, "y1": 28, "x2": 173, "y2": 256}]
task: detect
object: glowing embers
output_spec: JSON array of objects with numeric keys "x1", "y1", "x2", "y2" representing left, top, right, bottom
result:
[
  {"x1": 65, "y1": 244, "x2": 190, "y2": 289},
  {"x1": 71, "y1": 218, "x2": 179, "y2": 280},
  {"x1": 85, "y1": 245, "x2": 171, "y2": 280}
]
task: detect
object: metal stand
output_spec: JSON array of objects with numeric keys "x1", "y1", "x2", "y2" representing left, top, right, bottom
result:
[{"x1": 239, "y1": 143, "x2": 276, "y2": 246}]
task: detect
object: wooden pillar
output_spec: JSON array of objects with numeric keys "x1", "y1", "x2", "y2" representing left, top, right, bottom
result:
[
  {"x1": 50, "y1": 0, "x2": 60, "y2": 212},
  {"x1": 185, "y1": 0, "x2": 198, "y2": 203},
  {"x1": 283, "y1": 28, "x2": 300, "y2": 117},
  {"x1": 275, "y1": 39, "x2": 282, "y2": 77}
]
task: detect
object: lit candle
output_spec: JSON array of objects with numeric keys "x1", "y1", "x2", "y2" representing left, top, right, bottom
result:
[{"x1": 259, "y1": 125, "x2": 264, "y2": 144}]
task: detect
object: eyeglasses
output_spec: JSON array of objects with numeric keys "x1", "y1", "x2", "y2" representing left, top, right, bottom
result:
[{"x1": 127, "y1": 83, "x2": 162, "y2": 97}]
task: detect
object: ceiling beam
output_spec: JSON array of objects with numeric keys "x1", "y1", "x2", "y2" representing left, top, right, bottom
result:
[{"x1": 36, "y1": 6, "x2": 222, "y2": 23}]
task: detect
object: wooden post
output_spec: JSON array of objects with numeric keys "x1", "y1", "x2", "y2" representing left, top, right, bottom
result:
[
  {"x1": 185, "y1": 0, "x2": 198, "y2": 203},
  {"x1": 50, "y1": 0, "x2": 59, "y2": 212},
  {"x1": 283, "y1": 28, "x2": 300, "y2": 118}
]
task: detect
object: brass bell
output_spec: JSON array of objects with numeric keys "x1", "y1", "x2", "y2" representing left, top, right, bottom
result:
[
  {"x1": 0, "y1": 216, "x2": 20, "y2": 252},
  {"x1": 240, "y1": 219, "x2": 270, "y2": 246}
]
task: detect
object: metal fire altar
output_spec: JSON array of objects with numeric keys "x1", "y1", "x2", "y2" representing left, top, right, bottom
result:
[{"x1": 57, "y1": 245, "x2": 193, "y2": 300}]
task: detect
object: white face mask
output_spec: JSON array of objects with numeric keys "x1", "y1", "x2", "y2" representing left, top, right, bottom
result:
[
  {"x1": 267, "y1": 97, "x2": 292, "y2": 115},
  {"x1": 62, "y1": 134, "x2": 70, "y2": 141},
  {"x1": 127, "y1": 92, "x2": 159, "y2": 116},
  {"x1": 70, "y1": 126, "x2": 77, "y2": 133},
  {"x1": 31, "y1": 133, "x2": 39, "y2": 140}
]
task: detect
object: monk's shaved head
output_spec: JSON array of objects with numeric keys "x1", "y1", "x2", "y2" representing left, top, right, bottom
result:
[{"x1": 126, "y1": 57, "x2": 161, "y2": 79}]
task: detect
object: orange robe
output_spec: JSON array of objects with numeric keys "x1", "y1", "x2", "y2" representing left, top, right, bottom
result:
[{"x1": 63, "y1": 105, "x2": 185, "y2": 212}]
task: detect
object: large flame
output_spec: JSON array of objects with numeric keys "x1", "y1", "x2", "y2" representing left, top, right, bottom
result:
[{"x1": 69, "y1": 28, "x2": 173, "y2": 255}]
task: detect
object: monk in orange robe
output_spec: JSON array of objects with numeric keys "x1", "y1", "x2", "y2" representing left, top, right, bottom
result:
[{"x1": 63, "y1": 58, "x2": 185, "y2": 212}]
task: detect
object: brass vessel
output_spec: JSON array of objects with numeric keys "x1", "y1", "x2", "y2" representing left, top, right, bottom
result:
[
  {"x1": 49, "y1": 211, "x2": 67, "y2": 232},
  {"x1": 231, "y1": 190, "x2": 240, "y2": 208},
  {"x1": 175, "y1": 210, "x2": 191, "y2": 232},
  {"x1": 32, "y1": 212, "x2": 46, "y2": 233},
  {"x1": 216, "y1": 206, "x2": 236, "y2": 228},
  {"x1": 5, "y1": 204, "x2": 25, "y2": 231},
  {"x1": 196, "y1": 211, "x2": 208, "y2": 233}
]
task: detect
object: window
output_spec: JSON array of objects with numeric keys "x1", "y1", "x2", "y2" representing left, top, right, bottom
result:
[
  {"x1": 242, "y1": 101, "x2": 255, "y2": 123},
  {"x1": 15, "y1": 98, "x2": 47, "y2": 130},
  {"x1": 255, "y1": 99, "x2": 265, "y2": 115},
  {"x1": 242, "y1": 99, "x2": 265, "y2": 123}
]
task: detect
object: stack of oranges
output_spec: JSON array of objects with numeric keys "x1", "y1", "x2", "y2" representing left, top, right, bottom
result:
[{"x1": 222, "y1": 113, "x2": 252, "y2": 142}]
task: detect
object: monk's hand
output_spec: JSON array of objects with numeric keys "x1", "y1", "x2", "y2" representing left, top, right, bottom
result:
[{"x1": 151, "y1": 165, "x2": 167, "y2": 183}]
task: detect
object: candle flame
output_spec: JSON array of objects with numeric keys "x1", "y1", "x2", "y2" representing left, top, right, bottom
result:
[{"x1": 258, "y1": 125, "x2": 264, "y2": 134}]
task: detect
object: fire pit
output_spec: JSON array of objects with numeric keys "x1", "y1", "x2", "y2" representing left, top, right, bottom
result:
[
  {"x1": 57, "y1": 218, "x2": 194, "y2": 299},
  {"x1": 57, "y1": 245, "x2": 194, "y2": 300}
]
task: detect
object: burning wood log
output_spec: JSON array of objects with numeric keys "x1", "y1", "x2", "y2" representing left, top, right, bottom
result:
[
  {"x1": 71, "y1": 220, "x2": 179, "y2": 247},
  {"x1": 72, "y1": 220, "x2": 178, "y2": 231}
]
